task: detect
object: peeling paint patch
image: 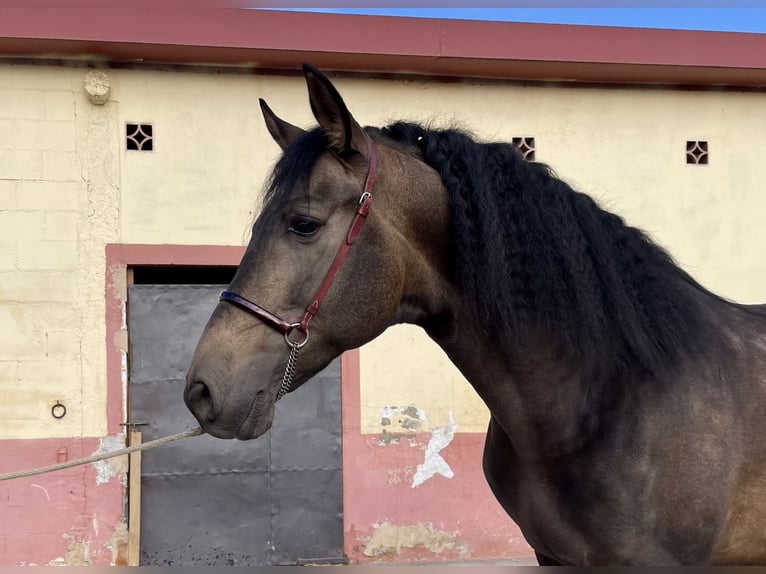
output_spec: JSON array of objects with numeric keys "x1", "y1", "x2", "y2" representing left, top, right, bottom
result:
[
  {"x1": 92, "y1": 434, "x2": 127, "y2": 485},
  {"x1": 120, "y1": 351, "x2": 128, "y2": 387},
  {"x1": 50, "y1": 535, "x2": 91, "y2": 566},
  {"x1": 401, "y1": 405, "x2": 427, "y2": 421},
  {"x1": 378, "y1": 429, "x2": 417, "y2": 446},
  {"x1": 380, "y1": 405, "x2": 427, "y2": 432},
  {"x1": 386, "y1": 465, "x2": 417, "y2": 486},
  {"x1": 120, "y1": 350, "x2": 129, "y2": 424},
  {"x1": 108, "y1": 522, "x2": 129, "y2": 566},
  {"x1": 120, "y1": 300, "x2": 127, "y2": 330},
  {"x1": 363, "y1": 521, "x2": 459, "y2": 557},
  {"x1": 412, "y1": 412, "x2": 457, "y2": 488}
]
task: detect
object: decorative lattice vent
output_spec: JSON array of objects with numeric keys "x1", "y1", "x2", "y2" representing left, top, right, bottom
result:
[
  {"x1": 686, "y1": 141, "x2": 708, "y2": 165},
  {"x1": 127, "y1": 123, "x2": 154, "y2": 151},
  {"x1": 512, "y1": 137, "x2": 535, "y2": 161}
]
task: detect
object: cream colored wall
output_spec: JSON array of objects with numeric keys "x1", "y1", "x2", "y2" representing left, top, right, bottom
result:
[
  {"x1": 1, "y1": 63, "x2": 764, "y2": 439},
  {"x1": 0, "y1": 65, "x2": 119, "y2": 439}
]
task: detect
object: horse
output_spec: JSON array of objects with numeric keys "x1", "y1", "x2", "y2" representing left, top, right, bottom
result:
[{"x1": 184, "y1": 64, "x2": 766, "y2": 565}]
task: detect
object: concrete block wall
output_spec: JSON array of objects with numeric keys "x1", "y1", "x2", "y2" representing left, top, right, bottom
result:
[
  {"x1": 0, "y1": 64, "x2": 126, "y2": 565},
  {"x1": 0, "y1": 66, "x2": 84, "y2": 438}
]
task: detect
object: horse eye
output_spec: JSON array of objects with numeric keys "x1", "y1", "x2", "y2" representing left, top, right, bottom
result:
[{"x1": 288, "y1": 217, "x2": 321, "y2": 237}]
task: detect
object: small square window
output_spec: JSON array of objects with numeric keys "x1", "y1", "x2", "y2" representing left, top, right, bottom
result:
[
  {"x1": 512, "y1": 137, "x2": 535, "y2": 161},
  {"x1": 127, "y1": 123, "x2": 153, "y2": 151},
  {"x1": 686, "y1": 141, "x2": 708, "y2": 165}
]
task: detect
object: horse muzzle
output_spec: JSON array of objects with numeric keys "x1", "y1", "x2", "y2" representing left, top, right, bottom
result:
[{"x1": 184, "y1": 371, "x2": 275, "y2": 440}]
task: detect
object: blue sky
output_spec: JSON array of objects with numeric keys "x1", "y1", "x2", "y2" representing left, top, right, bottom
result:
[{"x1": 277, "y1": 8, "x2": 766, "y2": 34}]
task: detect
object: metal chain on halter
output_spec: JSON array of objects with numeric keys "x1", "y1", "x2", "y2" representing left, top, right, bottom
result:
[
  {"x1": 277, "y1": 327, "x2": 310, "y2": 401},
  {"x1": 277, "y1": 343, "x2": 300, "y2": 400}
]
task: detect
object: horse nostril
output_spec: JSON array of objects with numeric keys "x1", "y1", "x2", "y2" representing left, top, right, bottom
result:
[{"x1": 185, "y1": 380, "x2": 215, "y2": 422}]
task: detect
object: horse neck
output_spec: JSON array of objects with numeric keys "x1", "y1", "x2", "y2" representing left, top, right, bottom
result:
[
  {"x1": 385, "y1": 147, "x2": 630, "y2": 458},
  {"x1": 429, "y1": 276, "x2": 742, "y2": 461},
  {"x1": 427, "y1": 306, "x2": 646, "y2": 460}
]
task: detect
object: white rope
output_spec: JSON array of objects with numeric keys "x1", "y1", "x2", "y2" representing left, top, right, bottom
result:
[{"x1": 0, "y1": 427, "x2": 205, "y2": 481}]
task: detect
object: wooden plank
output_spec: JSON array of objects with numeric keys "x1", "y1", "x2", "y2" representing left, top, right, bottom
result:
[{"x1": 127, "y1": 430, "x2": 142, "y2": 567}]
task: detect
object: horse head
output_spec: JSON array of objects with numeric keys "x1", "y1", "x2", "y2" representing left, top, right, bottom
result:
[{"x1": 184, "y1": 65, "x2": 450, "y2": 439}]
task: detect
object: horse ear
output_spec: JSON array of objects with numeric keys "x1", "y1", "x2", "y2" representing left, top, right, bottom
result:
[
  {"x1": 259, "y1": 98, "x2": 306, "y2": 151},
  {"x1": 302, "y1": 63, "x2": 368, "y2": 156}
]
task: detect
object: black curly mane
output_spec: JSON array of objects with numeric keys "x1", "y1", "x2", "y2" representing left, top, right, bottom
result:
[
  {"x1": 255, "y1": 120, "x2": 728, "y2": 376},
  {"x1": 379, "y1": 122, "x2": 727, "y2": 375}
]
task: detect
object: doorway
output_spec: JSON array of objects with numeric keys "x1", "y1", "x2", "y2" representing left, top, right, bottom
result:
[{"x1": 127, "y1": 266, "x2": 344, "y2": 565}]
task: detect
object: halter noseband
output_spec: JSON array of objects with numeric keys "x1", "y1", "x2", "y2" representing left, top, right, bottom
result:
[{"x1": 218, "y1": 136, "x2": 378, "y2": 397}]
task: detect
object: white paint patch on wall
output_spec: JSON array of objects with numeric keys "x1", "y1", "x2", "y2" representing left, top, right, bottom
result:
[
  {"x1": 412, "y1": 412, "x2": 458, "y2": 488},
  {"x1": 92, "y1": 434, "x2": 126, "y2": 485},
  {"x1": 120, "y1": 351, "x2": 128, "y2": 423}
]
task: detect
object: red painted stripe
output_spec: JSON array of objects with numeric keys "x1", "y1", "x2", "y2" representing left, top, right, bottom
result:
[
  {"x1": 340, "y1": 348, "x2": 530, "y2": 562},
  {"x1": 341, "y1": 348, "x2": 362, "y2": 431},
  {"x1": 105, "y1": 243, "x2": 246, "y2": 267},
  {"x1": 1, "y1": 8, "x2": 766, "y2": 85},
  {"x1": 438, "y1": 18, "x2": 766, "y2": 68},
  {"x1": 0, "y1": 437, "x2": 126, "y2": 565},
  {"x1": 342, "y1": 431, "x2": 532, "y2": 562}
]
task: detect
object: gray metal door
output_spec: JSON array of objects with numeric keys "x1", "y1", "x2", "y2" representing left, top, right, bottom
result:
[{"x1": 128, "y1": 284, "x2": 343, "y2": 566}]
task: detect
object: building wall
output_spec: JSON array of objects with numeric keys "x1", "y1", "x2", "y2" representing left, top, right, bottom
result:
[
  {"x1": 1, "y1": 61, "x2": 765, "y2": 564},
  {"x1": 0, "y1": 64, "x2": 125, "y2": 565}
]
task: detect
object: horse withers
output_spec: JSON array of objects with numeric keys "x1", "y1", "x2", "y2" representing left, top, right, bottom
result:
[{"x1": 185, "y1": 64, "x2": 766, "y2": 565}]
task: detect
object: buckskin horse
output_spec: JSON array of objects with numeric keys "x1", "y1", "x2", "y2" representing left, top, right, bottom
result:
[{"x1": 185, "y1": 65, "x2": 766, "y2": 565}]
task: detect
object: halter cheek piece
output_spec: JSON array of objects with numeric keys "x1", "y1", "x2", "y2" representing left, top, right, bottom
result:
[{"x1": 219, "y1": 136, "x2": 378, "y2": 400}]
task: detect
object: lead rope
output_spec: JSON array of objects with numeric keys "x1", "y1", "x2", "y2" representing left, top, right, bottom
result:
[
  {"x1": 5, "y1": 331, "x2": 308, "y2": 480},
  {"x1": 0, "y1": 427, "x2": 204, "y2": 482}
]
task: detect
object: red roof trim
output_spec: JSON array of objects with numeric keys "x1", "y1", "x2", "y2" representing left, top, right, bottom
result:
[{"x1": 2, "y1": 8, "x2": 766, "y2": 86}]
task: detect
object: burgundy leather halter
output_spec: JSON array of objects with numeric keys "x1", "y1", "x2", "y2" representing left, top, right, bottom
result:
[{"x1": 218, "y1": 136, "x2": 377, "y2": 398}]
